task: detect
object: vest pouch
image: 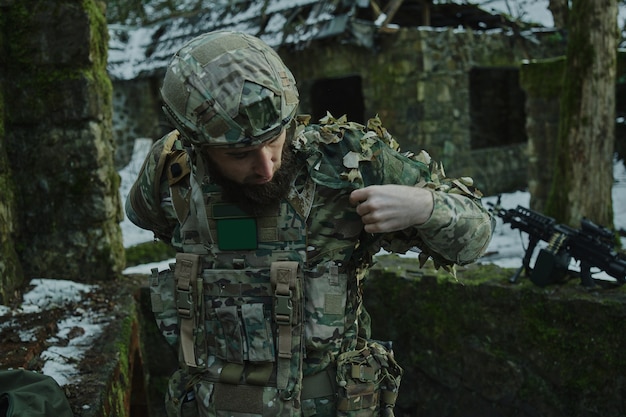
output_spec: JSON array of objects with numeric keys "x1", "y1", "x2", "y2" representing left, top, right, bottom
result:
[
  {"x1": 165, "y1": 369, "x2": 200, "y2": 417},
  {"x1": 303, "y1": 261, "x2": 348, "y2": 352},
  {"x1": 149, "y1": 265, "x2": 180, "y2": 347},
  {"x1": 202, "y1": 269, "x2": 276, "y2": 366},
  {"x1": 335, "y1": 339, "x2": 403, "y2": 417}
]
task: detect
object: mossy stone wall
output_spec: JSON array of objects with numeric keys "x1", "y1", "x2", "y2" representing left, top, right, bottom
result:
[
  {"x1": 365, "y1": 256, "x2": 626, "y2": 417},
  {"x1": 0, "y1": 0, "x2": 124, "y2": 291}
]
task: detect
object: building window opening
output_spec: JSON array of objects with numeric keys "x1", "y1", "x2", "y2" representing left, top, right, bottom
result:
[{"x1": 469, "y1": 67, "x2": 527, "y2": 149}]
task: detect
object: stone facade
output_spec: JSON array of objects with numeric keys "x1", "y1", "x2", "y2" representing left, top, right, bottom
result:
[
  {"x1": 0, "y1": 0, "x2": 125, "y2": 295},
  {"x1": 112, "y1": 78, "x2": 165, "y2": 169}
]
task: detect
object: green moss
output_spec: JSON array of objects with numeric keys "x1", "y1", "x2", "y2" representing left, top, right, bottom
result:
[
  {"x1": 84, "y1": 0, "x2": 109, "y2": 68},
  {"x1": 125, "y1": 241, "x2": 176, "y2": 267},
  {"x1": 104, "y1": 308, "x2": 137, "y2": 417},
  {"x1": 365, "y1": 260, "x2": 626, "y2": 413},
  {"x1": 520, "y1": 57, "x2": 565, "y2": 98},
  {"x1": 83, "y1": 0, "x2": 114, "y2": 109}
]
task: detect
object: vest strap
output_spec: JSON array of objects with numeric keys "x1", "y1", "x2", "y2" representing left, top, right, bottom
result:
[
  {"x1": 154, "y1": 131, "x2": 178, "y2": 210},
  {"x1": 174, "y1": 253, "x2": 201, "y2": 368},
  {"x1": 270, "y1": 261, "x2": 300, "y2": 390},
  {"x1": 219, "y1": 363, "x2": 244, "y2": 384},
  {"x1": 167, "y1": 151, "x2": 192, "y2": 224}
]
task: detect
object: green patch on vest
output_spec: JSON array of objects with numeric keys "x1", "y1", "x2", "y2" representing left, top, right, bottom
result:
[{"x1": 217, "y1": 218, "x2": 258, "y2": 250}]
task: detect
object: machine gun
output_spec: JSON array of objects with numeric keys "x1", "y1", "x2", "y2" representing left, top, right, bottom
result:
[{"x1": 489, "y1": 199, "x2": 626, "y2": 287}]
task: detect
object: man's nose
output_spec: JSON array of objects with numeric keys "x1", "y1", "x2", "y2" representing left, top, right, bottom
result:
[{"x1": 254, "y1": 147, "x2": 275, "y2": 178}]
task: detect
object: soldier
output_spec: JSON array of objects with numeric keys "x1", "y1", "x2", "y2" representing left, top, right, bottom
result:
[{"x1": 126, "y1": 30, "x2": 494, "y2": 417}]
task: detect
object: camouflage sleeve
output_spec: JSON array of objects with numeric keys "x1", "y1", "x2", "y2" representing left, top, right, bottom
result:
[
  {"x1": 125, "y1": 132, "x2": 180, "y2": 243},
  {"x1": 414, "y1": 191, "x2": 494, "y2": 265},
  {"x1": 372, "y1": 143, "x2": 494, "y2": 266}
]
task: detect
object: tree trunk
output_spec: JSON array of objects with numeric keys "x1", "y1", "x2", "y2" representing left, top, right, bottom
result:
[
  {"x1": 548, "y1": 0, "x2": 570, "y2": 28},
  {"x1": 546, "y1": 0, "x2": 617, "y2": 228}
]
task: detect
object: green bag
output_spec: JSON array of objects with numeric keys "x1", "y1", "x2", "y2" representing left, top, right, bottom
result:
[{"x1": 0, "y1": 370, "x2": 73, "y2": 417}]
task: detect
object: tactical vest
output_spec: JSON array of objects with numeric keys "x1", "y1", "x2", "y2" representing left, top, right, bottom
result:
[{"x1": 149, "y1": 132, "x2": 403, "y2": 417}]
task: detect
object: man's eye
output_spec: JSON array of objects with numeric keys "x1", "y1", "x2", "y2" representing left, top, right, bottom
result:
[{"x1": 229, "y1": 152, "x2": 249, "y2": 159}]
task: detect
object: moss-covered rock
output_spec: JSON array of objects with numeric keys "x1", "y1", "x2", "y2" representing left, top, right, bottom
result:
[
  {"x1": 365, "y1": 255, "x2": 626, "y2": 417},
  {"x1": 1, "y1": 0, "x2": 124, "y2": 284}
]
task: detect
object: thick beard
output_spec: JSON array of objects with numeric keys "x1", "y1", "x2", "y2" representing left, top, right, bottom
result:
[{"x1": 205, "y1": 146, "x2": 299, "y2": 215}]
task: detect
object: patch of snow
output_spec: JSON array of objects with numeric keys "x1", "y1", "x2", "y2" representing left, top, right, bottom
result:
[{"x1": 0, "y1": 279, "x2": 106, "y2": 387}]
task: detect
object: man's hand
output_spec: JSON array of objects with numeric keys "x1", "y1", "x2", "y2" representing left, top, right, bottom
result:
[{"x1": 349, "y1": 185, "x2": 434, "y2": 233}]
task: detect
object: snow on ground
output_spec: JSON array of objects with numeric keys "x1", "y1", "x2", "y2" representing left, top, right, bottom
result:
[{"x1": 0, "y1": 279, "x2": 106, "y2": 387}]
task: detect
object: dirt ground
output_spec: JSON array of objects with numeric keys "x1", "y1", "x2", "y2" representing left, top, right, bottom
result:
[{"x1": 0, "y1": 275, "x2": 148, "y2": 416}]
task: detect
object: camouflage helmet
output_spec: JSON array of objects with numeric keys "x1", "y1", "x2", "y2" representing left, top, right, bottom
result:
[{"x1": 160, "y1": 30, "x2": 299, "y2": 147}]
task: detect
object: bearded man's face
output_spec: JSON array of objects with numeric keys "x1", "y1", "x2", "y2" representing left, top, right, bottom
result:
[{"x1": 201, "y1": 130, "x2": 299, "y2": 213}]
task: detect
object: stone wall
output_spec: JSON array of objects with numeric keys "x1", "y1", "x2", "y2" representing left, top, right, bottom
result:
[
  {"x1": 0, "y1": 0, "x2": 124, "y2": 294},
  {"x1": 365, "y1": 256, "x2": 626, "y2": 417},
  {"x1": 112, "y1": 77, "x2": 167, "y2": 169}
]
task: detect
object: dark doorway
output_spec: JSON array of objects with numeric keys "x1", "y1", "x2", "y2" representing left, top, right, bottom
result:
[
  {"x1": 311, "y1": 75, "x2": 365, "y2": 124},
  {"x1": 469, "y1": 67, "x2": 527, "y2": 149}
]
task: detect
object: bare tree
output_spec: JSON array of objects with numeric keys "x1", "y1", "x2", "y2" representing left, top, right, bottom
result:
[{"x1": 545, "y1": 0, "x2": 617, "y2": 227}]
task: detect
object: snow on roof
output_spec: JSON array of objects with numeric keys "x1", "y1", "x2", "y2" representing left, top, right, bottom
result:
[
  {"x1": 107, "y1": 0, "x2": 356, "y2": 81},
  {"x1": 106, "y1": 0, "x2": 565, "y2": 81}
]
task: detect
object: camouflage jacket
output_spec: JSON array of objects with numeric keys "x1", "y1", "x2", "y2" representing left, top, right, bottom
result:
[{"x1": 126, "y1": 114, "x2": 493, "y2": 376}]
